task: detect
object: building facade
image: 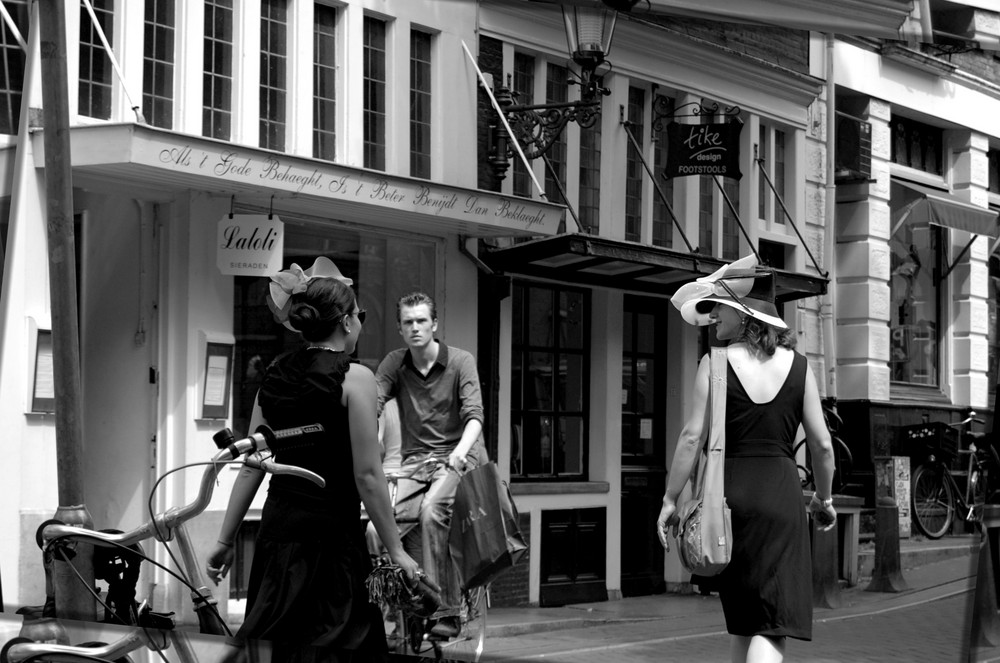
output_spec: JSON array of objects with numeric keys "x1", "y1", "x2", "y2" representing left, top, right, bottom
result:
[{"x1": 0, "y1": 0, "x2": 997, "y2": 626}]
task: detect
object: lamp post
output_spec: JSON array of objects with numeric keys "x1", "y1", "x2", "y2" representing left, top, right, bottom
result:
[{"x1": 487, "y1": 4, "x2": 619, "y2": 180}]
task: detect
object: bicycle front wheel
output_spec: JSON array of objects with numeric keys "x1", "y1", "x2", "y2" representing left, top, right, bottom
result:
[
  {"x1": 911, "y1": 463, "x2": 955, "y2": 539},
  {"x1": 436, "y1": 585, "x2": 487, "y2": 662}
]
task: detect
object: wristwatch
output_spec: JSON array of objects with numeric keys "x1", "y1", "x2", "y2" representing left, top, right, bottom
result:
[{"x1": 813, "y1": 494, "x2": 833, "y2": 509}]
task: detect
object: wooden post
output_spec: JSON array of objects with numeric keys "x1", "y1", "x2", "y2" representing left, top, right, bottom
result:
[
  {"x1": 865, "y1": 496, "x2": 909, "y2": 593},
  {"x1": 38, "y1": 0, "x2": 95, "y2": 621}
]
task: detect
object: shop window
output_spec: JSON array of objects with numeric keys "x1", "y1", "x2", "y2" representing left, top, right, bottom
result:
[
  {"x1": 0, "y1": 0, "x2": 27, "y2": 136},
  {"x1": 758, "y1": 123, "x2": 786, "y2": 225},
  {"x1": 202, "y1": 0, "x2": 233, "y2": 140},
  {"x1": 312, "y1": 2, "x2": 337, "y2": 161},
  {"x1": 621, "y1": 297, "x2": 666, "y2": 465},
  {"x1": 79, "y1": 0, "x2": 114, "y2": 120},
  {"x1": 510, "y1": 52, "x2": 535, "y2": 198},
  {"x1": 697, "y1": 103, "x2": 740, "y2": 259},
  {"x1": 510, "y1": 283, "x2": 588, "y2": 481},
  {"x1": 889, "y1": 216, "x2": 941, "y2": 387},
  {"x1": 230, "y1": 224, "x2": 438, "y2": 437},
  {"x1": 891, "y1": 116, "x2": 942, "y2": 176},
  {"x1": 543, "y1": 63, "x2": 568, "y2": 204},
  {"x1": 651, "y1": 94, "x2": 674, "y2": 249},
  {"x1": 409, "y1": 29, "x2": 432, "y2": 179},
  {"x1": 142, "y1": 0, "x2": 174, "y2": 129},
  {"x1": 259, "y1": 0, "x2": 287, "y2": 151},
  {"x1": 363, "y1": 16, "x2": 386, "y2": 171},
  {"x1": 624, "y1": 87, "x2": 644, "y2": 243}
]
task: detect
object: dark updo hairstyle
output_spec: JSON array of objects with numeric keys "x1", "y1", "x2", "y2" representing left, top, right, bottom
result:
[
  {"x1": 737, "y1": 316, "x2": 796, "y2": 356},
  {"x1": 287, "y1": 278, "x2": 356, "y2": 342}
]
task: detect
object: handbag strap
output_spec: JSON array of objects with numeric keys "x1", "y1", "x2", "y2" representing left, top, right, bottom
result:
[{"x1": 702, "y1": 347, "x2": 728, "y2": 502}]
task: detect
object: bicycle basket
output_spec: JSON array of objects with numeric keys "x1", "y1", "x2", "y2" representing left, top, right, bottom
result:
[{"x1": 897, "y1": 422, "x2": 958, "y2": 461}]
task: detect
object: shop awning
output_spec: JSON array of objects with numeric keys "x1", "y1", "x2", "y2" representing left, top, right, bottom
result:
[
  {"x1": 32, "y1": 123, "x2": 567, "y2": 238},
  {"x1": 891, "y1": 179, "x2": 1000, "y2": 237},
  {"x1": 479, "y1": 233, "x2": 827, "y2": 301}
]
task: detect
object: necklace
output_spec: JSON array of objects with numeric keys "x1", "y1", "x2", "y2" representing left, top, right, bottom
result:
[{"x1": 308, "y1": 345, "x2": 343, "y2": 352}]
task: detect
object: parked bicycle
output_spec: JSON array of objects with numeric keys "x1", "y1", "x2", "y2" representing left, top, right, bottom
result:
[
  {"x1": 794, "y1": 398, "x2": 855, "y2": 495},
  {"x1": 1, "y1": 423, "x2": 325, "y2": 663},
  {"x1": 364, "y1": 457, "x2": 488, "y2": 662},
  {"x1": 909, "y1": 410, "x2": 1000, "y2": 539}
]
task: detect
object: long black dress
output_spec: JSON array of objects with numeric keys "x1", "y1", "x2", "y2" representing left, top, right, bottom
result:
[
  {"x1": 718, "y1": 350, "x2": 812, "y2": 641},
  {"x1": 236, "y1": 347, "x2": 387, "y2": 662}
]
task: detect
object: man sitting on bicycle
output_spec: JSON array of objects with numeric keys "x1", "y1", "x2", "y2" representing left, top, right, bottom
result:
[{"x1": 375, "y1": 292, "x2": 488, "y2": 638}]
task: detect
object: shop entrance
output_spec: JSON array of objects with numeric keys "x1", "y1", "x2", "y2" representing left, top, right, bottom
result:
[{"x1": 620, "y1": 296, "x2": 667, "y2": 596}]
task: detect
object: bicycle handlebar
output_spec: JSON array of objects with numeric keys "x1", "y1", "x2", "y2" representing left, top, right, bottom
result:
[
  {"x1": 2, "y1": 627, "x2": 168, "y2": 663},
  {"x1": 38, "y1": 424, "x2": 326, "y2": 551}
]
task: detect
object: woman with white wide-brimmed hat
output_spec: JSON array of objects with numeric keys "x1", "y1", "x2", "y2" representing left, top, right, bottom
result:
[{"x1": 657, "y1": 255, "x2": 836, "y2": 663}]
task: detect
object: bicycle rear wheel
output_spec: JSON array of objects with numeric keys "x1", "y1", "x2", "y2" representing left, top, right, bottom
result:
[
  {"x1": 911, "y1": 463, "x2": 955, "y2": 539},
  {"x1": 435, "y1": 585, "x2": 487, "y2": 662}
]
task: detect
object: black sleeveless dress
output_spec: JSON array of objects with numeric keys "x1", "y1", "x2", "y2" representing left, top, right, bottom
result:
[
  {"x1": 236, "y1": 347, "x2": 388, "y2": 662},
  {"x1": 718, "y1": 350, "x2": 812, "y2": 641}
]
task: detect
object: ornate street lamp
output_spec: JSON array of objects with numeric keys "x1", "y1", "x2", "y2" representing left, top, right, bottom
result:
[{"x1": 487, "y1": 3, "x2": 622, "y2": 180}]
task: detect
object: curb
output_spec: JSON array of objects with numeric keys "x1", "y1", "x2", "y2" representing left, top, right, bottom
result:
[{"x1": 856, "y1": 536, "x2": 977, "y2": 578}]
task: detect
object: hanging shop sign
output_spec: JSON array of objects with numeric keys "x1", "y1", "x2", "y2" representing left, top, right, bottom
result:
[
  {"x1": 217, "y1": 214, "x2": 284, "y2": 276},
  {"x1": 664, "y1": 121, "x2": 743, "y2": 179}
]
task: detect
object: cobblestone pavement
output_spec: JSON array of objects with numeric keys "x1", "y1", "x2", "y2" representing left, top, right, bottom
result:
[{"x1": 481, "y1": 591, "x2": 992, "y2": 663}]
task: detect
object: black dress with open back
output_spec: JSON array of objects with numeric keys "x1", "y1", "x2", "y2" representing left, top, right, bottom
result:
[
  {"x1": 717, "y1": 350, "x2": 812, "y2": 641},
  {"x1": 235, "y1": 347, "x2": 387, "y2": 662}
]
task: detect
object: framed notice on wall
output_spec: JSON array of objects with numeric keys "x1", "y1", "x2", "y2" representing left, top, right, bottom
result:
[
  {"x1": 202, "y1": 341, "x2": 234, "y2": 420},
  {"x1": 32, "y1": 328, "x2": 55, "y2": 414}
]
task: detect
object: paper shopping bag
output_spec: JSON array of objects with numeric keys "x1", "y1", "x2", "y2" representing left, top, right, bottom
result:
[{"x1": 448, "y1": 462, "x2": 528, "y2": 590}]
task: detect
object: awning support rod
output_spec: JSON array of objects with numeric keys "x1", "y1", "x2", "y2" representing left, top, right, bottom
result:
[
  {"x1": 540, "y1": 152, "x2": 582, "y2": 234},
  {"x1": 711, "y1": 175, "x2": 760, "y2": 262},
  {"x1": 937, "y1": 234, "x2": 978, "y2": 285},
  {"x1": 756, "y1": 158, "x2": 827, "y2": 277},
  {"x1": 619, "y1": 112, "x2": 696, "y2": 253}
]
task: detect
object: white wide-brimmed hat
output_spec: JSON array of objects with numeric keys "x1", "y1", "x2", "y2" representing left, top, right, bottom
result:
[{"x1": 670, "y1": 254, "x2": 787, "y2": 329}]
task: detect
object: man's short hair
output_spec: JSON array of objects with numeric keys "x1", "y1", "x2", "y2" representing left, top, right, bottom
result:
[{"x1": 397, "y1": 291, "x2": 437, "y2": 322}]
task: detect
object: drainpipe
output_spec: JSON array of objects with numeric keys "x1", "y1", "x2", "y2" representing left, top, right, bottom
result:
[
  {"x1": 822, "y1": 34, "x2": 838, "y2": 401},
  {"x1": 918, "y1": 0, "x2": 934, "y2": 45}
]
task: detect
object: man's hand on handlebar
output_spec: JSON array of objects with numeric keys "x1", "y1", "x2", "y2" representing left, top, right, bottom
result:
[{"x1": 447, "y1": 449, "x2": 468, "y2": 472}]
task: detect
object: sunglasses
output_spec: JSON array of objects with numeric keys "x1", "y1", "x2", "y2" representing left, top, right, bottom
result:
[{"x1": 356, "y1": 309, "x2": 367, "y2": 325}]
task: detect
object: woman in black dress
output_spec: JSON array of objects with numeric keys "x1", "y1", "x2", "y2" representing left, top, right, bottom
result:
[
  {"x1": 657, "y1": 255, "x2": 837, "y2": 663},
  {"x1": 206, "y1": 258, "x2": 419, "y2": 662}
]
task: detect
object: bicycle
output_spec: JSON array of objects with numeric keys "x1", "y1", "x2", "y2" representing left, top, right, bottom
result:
[
  {"x1": 909, "y1": 410, "x2": 1000, "y2": 539},
  {"x1": 364, "y1": 457, "x2": 488, "y2": 662},
  {"x1": 1, "y1": 423, "x2": 325, "y2": 663},
  {"x1": 794, "y1": 398, "x2": 855, "y2": 495}
]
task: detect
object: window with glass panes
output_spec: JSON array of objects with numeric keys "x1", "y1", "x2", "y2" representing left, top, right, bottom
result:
[
  {"x1": 621, "y1": 298, "x2": 665, "y2": 465},
  {"x1": 543, "y1": 64, "x2": 568, "y2": 204},
  {"x1": 697, "y1": 107, "x2": 740, "y2": 259},
  {"x1": 758, "y1": 124, "x2": 785, "y2": 224},
  {"x1": 79, "y1": 0, "x2": 114, "y2": 120},
  {"x1": 363, "y1": 17, "x2": 386, "y2": 171},
  {"x1": 578, "y1": 79, "x2": 601, "y2": 234},
  {"x1": 312, "y1": 3, "x2": 337, "y2": 161},
  {"x1": 989, "y1": 255, "x2": 1000, "y2": 401},
  {"x1": 989, "y1": 148, "x2": 999, "y2": 195},
  {"x1": 510, "y1": 283, "x2": 588, "y2": 480},
  {"x1": 889, "y1": 212, "x2": 941, "y2": 386},
  {"x1": 259, "y1": 0, "x2": 287, "y2": 151},
  {"x1": 511, "y1": 53, "x2": 535, "y2": 198},
  {"x1": 143, "y1": 0, "x2": 174, "y2": 129},
  {"x1": 652, "y1": 95, "x2": 674, "y2": 249},
  {"x1": 203, "y1": 0, "x2": 233, "y2": 140},
  {"x1": 891, "y1": 116, "x2": 942, "y2": 175},
  {"x1": 410, "y1": 30, "x2": 432, "y2": 179},
  {"x1": 0, "y1": 0, "x2": 27, "y2": 136},
  {"x1": 625, "y1": 87, "x2": 644, "y2": 243}
]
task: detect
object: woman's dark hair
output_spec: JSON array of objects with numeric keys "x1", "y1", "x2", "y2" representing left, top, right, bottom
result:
[
  {"x1": 287, "y1": 278, "x2": 355, "y2": 342},
  {"x1": 737, "y1": 317, "x2": 796, "y2": 356}
]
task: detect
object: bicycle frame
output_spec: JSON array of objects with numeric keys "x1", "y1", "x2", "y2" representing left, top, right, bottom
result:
[{"x1": 5, "y1": 425, "x2": 325, "y2": 663}]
